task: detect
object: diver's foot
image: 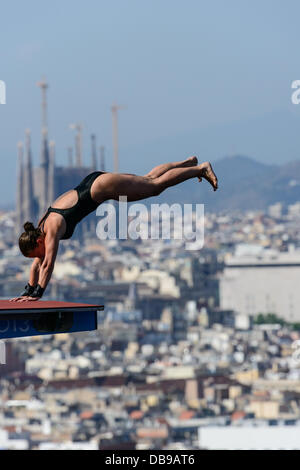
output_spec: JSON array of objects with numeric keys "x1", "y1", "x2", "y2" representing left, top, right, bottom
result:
[
  {"x1": 199, "y1": 161, "x2": 218, "y2": 190},
  {"x1": 182, "y1": 156, "x2": 198, "y2": 168}
]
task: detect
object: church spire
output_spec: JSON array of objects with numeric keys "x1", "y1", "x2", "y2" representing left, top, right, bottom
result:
[
  {"x1": 48, "y1": 140, "x2": 55, "y2": 206},
  {"x1": 23, "y1": 129, "x2": 35, "y2": 223},
  {"x1": 37, "y1": 78, "x2": 50, "y2": 215},
  {"x1": 16, "y1": 141, "x2": 24, "y2": 234},
  {"x1": 91, "y1": 134, "x2": 97, "y2": 170}
]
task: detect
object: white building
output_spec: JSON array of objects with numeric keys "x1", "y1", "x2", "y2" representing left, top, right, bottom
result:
[
  {"x1": 0, "y1": 430, "x2": 29, "y2": 450},
  {"x1": 198, "y1": 425, "x2": 300, "y2": 450},
  {"x1": 220, "y1": 245, "x2": 300, "y2": 321}
]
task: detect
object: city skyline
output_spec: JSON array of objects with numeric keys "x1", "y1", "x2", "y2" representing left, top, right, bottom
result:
[{"x1": 2, "y1": 1, "x2": 300, "y2": 205}]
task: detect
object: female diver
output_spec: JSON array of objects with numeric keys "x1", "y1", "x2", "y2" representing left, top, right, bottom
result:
[{"x1": 11, "y1": 157, "x2": 218, "y2": 302}]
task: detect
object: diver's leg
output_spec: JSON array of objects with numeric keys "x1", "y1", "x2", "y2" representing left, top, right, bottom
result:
[
  {"x1": 91, "y1": 161, "x2": 218, "y2": 203},
  {"x1": 144, "y1": 156, "x2": 198, "y2": 179}
]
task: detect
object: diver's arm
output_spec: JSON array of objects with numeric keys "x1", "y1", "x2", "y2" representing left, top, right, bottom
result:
[
  {"x1": 35, "y1": 233, "x2": 59, "y2": 293},
  {"x1": 29, "y1": 257, "x2": 42, "y2": 286},
  {"x1": 9, "y1": 258, "x2": 42, "y2": 301}
]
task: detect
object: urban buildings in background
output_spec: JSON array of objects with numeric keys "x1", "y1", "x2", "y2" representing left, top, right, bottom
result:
[{"x1": 0, "y1": 197, "x2": 300, "y2": 448}]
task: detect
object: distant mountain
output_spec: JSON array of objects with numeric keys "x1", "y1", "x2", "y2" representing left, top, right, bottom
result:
[{"x1": 146, "y1": 155, "x2": 300, "y2": 212}]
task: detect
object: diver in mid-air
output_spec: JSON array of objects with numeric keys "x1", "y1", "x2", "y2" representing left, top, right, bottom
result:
[{"x1": 11, "y1": 157, "x2": 218, "y2": 302}]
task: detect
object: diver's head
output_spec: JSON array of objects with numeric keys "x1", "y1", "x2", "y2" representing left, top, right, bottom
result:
[{"x1": 19, "y1": 222, "x2": 45, "y2": 258}]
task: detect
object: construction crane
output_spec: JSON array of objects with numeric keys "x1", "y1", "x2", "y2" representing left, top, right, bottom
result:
[
  {"x1": 36, "y1": 77, "x2": 49, "y2": 133},
  {"x1": 111, "y1": 103, "x2": 126, "y2": 173},
  {"x1": 69, "y1": 123, "x2": 83, "y2": 167}
]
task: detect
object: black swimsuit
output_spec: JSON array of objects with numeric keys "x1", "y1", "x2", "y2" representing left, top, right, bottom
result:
[{"x1": 38, "y1": 171, "x2": 105, "y2": 240}]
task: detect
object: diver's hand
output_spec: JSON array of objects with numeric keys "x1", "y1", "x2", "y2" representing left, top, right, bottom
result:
[
  {"x1": 9, "y1": 296, "x2": 40, "y2": 302},
  {"x1": 17, "y1": 296, "x2": 40, "y2": 302}
]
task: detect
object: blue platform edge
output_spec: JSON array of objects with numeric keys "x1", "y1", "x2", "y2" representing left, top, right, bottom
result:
[{"x1": 0, "y1": 310, "x2": 97, "y2": 339}]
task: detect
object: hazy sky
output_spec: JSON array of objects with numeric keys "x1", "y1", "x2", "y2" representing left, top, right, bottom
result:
[{"x1": 1, "y1": 0, "x2": 300, "y2": 205}]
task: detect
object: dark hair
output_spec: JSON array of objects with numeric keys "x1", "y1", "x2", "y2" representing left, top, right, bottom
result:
[{"x1": 19, "y1": 222, "x2": 42, "y2": 257}]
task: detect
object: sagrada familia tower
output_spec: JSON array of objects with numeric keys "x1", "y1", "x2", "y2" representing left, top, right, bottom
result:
[{"x1": 16, "y1": 78, "x2": 106, "y2": 238}]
